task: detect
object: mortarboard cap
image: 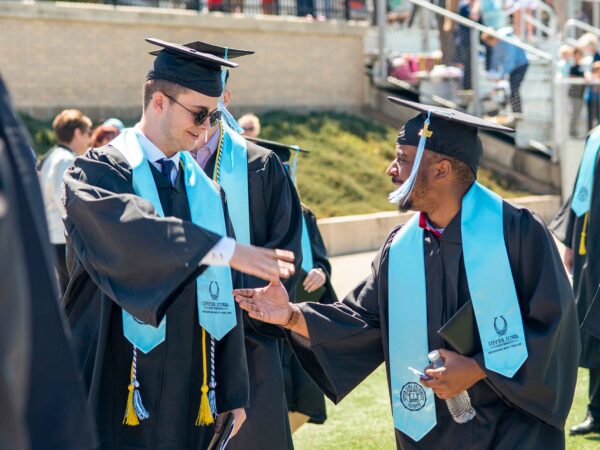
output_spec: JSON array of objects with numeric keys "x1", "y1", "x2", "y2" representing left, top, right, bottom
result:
[
  {"x1": 150, "y1": 41, "x2": 254, "y2": 59},
  {"x1": 245, "y1": 136, "x2": 309, "y2": 163},
  {"x1": 389, "y1": 96, "x2": 513, "y2": 175},
  {"x1": 103, "y1": 118, "x2": 124, "y2": 132},
  {"x1": 145, "y1": 38, "x2": 237, "y2": 98}
]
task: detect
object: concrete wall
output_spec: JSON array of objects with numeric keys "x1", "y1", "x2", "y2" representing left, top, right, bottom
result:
[
  {"x1": 318, "y1": 195, "x2": 561, "y2": 256},
  {"x1": 0, "y1": 1, "x2": 367, "y2": 120}
]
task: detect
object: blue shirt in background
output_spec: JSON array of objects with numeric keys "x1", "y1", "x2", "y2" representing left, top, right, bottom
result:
[{"x1": 490, "y1": 37, "x2": 529, "y2": 77}]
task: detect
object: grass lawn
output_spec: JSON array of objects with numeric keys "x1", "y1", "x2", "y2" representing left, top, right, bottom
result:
[{"x1": 293, "y1": 367, "x2": 597, "y2": 449}]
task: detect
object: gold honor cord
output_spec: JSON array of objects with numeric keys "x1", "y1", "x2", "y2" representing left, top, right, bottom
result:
[
  {"x1": 579, "y1": 212, "x2": 589, "y2": 256},
  {"x1": 212, "y1": 123, "x2": 225, "y2": 183}
]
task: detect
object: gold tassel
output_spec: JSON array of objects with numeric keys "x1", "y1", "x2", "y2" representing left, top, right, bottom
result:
[
  {"x1": 124, "y1": 363, "x2": 140, "y2": 426},
  {"x1": 579, "y1": 212, "x2": 589, "y2": 256},
  {"x1": 196, "y1": 328, "x2": 215, "y2": 426}
]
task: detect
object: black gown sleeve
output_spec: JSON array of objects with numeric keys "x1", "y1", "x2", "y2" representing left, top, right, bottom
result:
[
  {"x1": 286, "y1": 245, "x2": 387, "y2": 403},
  {"x1": 548, "y1": 193, "x2": 575, "y2": 248},
  {"x1": 473, "y1": 208, "x2": 580, "y2": 430},
  {"x1": 63, "y1": 147, "x2": 224, "y2": 327}
]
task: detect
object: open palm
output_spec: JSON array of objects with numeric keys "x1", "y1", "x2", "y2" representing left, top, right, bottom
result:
[{"x1": 233, "y1": 281, "x2": 291, "y2": 325}]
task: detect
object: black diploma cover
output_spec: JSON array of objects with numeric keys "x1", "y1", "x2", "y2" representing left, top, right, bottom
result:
[
  {"x1": 295, "y1": 269, "x2": 326, "y2": 303},
  {"x1": 207, "y1": 412, "x2": 235, "y2": 450},
  {"x1": 437, "y1": 300, "x2": 482, "y2": 357}
]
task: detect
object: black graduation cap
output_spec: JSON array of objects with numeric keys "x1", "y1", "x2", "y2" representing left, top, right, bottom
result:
[
  {"x1": 245, "y1": 136, "x2": 309, "y2": 163},
  {"x1": 149, "y1": 41, "x2": 255, "y2": 60},
  {"x1": 389, "y1": 96, "x2": 513, "y2": 175},
  {"x1": 145, "y1": 38, "x2": 238, "y2": 98}
]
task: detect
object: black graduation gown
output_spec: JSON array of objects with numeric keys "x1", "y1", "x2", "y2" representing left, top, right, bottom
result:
[
  {"x1": 204, "y1": 140, "x2": 303, "y2": 450},
  {"x1": 282, "y1": 204, "x2": 338, "y2": 424},
  {"x1": 288, "y1": 203, "x2": 580, "y2": 450},
  {"x1": 62, "y1": 145, "x2": 249, "y2": 450},
  {"x1": 550, "y1": 149, "x2": 600, "y2": 360},
  {"x1": 0, "y1": 75, "x2": 94, "y2": 450}
]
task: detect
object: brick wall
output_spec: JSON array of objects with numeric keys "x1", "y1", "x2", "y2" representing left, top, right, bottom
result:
[{"x1": 0, "y1": 1, "x2": 367, "y2": 120}]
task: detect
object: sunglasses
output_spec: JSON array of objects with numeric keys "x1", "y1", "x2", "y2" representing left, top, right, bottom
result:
[{"x1": 163, "y1": 93, "x2": 222, "y2": 127}]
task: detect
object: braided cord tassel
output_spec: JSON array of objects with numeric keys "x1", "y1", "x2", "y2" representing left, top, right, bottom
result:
[
  {"x1": 196, "y1": 328, "x2": 215, "y2": 426},
  {"x1": 123, "y1": 346, "x2": 150, "y2": 426},
  {"x1": 579, "y1": 212, "x2": 589, "y2": 256},
  {"x1": 208, "y1": 335, "x2": 217, "y2": 417}
]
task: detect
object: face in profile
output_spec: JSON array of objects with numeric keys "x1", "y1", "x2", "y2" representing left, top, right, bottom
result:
[{"x1": 386, "y1": 144, "x2": 433, "y2": 213}]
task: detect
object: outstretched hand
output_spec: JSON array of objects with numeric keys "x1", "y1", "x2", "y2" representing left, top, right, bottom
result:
[
  {"x1": 233, "y1": 281, "x2": 292, "y2": 325},
  {"x1": 229, "y1": 244, "x2": 295, "y2": 283}
]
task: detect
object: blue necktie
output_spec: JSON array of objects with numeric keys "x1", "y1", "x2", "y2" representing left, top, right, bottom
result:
[{"x1": 158, "y1": 158, "x2": 175, "y2": 186}]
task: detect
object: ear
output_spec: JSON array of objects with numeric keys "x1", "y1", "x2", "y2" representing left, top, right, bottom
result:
[
  {"x1": 433, "y1": 159, "x2": 452, "y2": 181},
  {"x1": 222, "y1": 89, "x2": 231, "y2": 107},
  {"x1": 151, "y1": 92, "x2": 166, "y2": 113}
]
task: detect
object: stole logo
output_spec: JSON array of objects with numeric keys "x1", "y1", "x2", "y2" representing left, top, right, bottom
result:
[
  {"x1": 209, "y1": 281, "x2": 220, "y2": 301},
  {"x1": 578, "y1": 187, "x2": 589, "y2": 202},
  {"x1": 400, "y1": 382, "x2": 427, "y2": 411},
  {"x1": 493, "y1": 315, "x2": 508, "y2": 337}
]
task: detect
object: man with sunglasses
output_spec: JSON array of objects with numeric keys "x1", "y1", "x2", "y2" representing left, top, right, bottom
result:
[
  {"x1": 61, "y1": 38, "x2": 295, "y2": 450},
  {"x1": 188, "y1": 42, "x2": 303, "y2": 450}
]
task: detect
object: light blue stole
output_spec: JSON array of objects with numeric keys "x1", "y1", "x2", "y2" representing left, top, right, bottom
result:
[
  {"x1": 571, "y1": 126, "x2": 600, "y2": 217},
  {"x1": 216, "y1": 120, "x2": 251, "y2": 245},
  {"x1": 388, "y1": 182, "x2": 528, "y2": 441},
  {"x1": 300, "y1": 215, "x2": 314, "y2": 272},
  {"x1": 111, "y1": 127, "x2": 236, "y2": 353}
]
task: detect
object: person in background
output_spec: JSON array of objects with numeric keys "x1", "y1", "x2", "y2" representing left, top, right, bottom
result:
[
  {"x1": 550, "y1": 122, "x2": 600, "y2": 437},
  {"x1": 482, "y1": 31, "x2": 529, "y2": 115},
  {"x1": 557, "y1": 44, "x2": 573, "y2": 78},
  {"x1": 569, "y1": 47, "x2": 586, "y2": 137},
  {"x1": 103, "y1": 117, "x2": 125, "y2": 133},
  {"x1": 244, "y1": 136, "x2": 338, "y2": 433},
  {"x1": 586, "y1": 61, "x2": 600, "y2": 131},
  {"x1": 238, "y1": 113, "x2": 261, "y2": 138},
  {"x1": 188, "y1": 41, "x2": 303, "y2": 450},
  {"x1": 90, "y1": 123, "x2": 120, "y2": 148},
  {"x1": 38, "y1": 108, "x2": 92, "y2": 295}
]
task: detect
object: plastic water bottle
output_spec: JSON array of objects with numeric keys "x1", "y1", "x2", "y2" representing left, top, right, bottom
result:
[{"x1": 428, "y1": 350, "x2": 477, "y2": 424}]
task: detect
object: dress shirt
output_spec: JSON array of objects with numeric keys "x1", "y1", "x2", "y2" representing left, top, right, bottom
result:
[{"x1": 194, "y1": 127, "x2": 221, "y2": 170}]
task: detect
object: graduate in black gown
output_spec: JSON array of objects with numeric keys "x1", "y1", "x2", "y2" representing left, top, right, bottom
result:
[
  {"x1": 550, "y1": 126, "x2": 600, "y2": 436},
  {"x1": 234, "y1": 98, "x2": 580, "y2": 450},
  {"x1": 188, "y1": 43, "x2": 304, "y2": 450},
  {"x1": 245, "y1": 137, "x2": 337, "y2": 431},
  {"x1": 0, "y1": 73, "x2": 94, "y2": 450},
  {"x1": 61, "y1": 39, "x2": 295, "y2": 450}
]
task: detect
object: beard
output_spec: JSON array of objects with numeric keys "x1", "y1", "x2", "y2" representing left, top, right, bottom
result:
[{"x1": 397, "y1": 173, "x2": 430, "y2": 213}]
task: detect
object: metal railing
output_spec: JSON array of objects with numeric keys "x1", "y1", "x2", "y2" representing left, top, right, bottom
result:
[
  {"x1": 563, "y1": 18, "x2": 600, "y2": 45},
  {"x1": 20, "y1": 0, "x2": 368, "y2": 21},
  {"x1": 378, "y1": 0, "x2": 562, "y2": 158}
]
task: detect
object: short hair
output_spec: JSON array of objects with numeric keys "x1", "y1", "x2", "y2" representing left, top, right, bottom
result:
[
  {"x1": 238, "y1": 113, "x2": 261, "y2": 133},
  {"x1": 143, "y1": 79, "x2": 188, "y2": 110},
  {"x1": 574, "y1": 46, "x2": 584, "y2": 57},
  {"x1": 90, "y1": 124, "x2": 119, "y2": 148},
  {"x1": 52, "y1": 109, "x2": 92, "y2": 144},
  {"x1": 425, "y1": 151, "x2": 475, "y2": 191}
]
